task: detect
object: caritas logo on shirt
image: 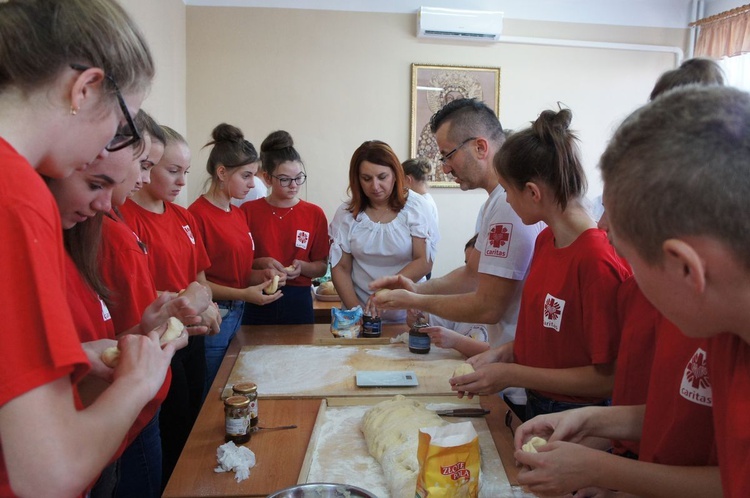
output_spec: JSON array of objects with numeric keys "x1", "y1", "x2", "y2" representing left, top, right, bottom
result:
[
  {"x1": 182, "y1": 225, "x2": 196, "y2": 245},
  {"x1": 680, "y1": 348, "x2": 712, "y2": 407},
  {"x1": 543, "y1": 293, "x2": 565, "y2": 332},
  {"x1": 296, "y1": 230, "x2": 309, "y2": 250},
  {"x1": 484, "y1": 223, "x2": 513, "y2": 258}
]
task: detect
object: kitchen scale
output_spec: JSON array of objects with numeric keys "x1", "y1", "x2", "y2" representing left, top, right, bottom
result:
[{"x1": 355, "y1": 370, "x2": 419, "y2": 387}]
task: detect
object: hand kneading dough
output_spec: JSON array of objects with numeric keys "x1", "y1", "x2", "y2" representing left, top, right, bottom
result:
[
  {"x1": 100, "y1": 317, "x2": 184, "y2": 368},
  {"x1": 264, "y1": 275, "x2": 280, "y2": 294},
  {"x1": 453, "y1": 362, "x2": 475, "y2": 378},
  {"x1": 362, "y1": 395, "x2": 446, "y2": 497},
  {"x1": 522, "y1": 436, "x2": 548, "y2": 453}
]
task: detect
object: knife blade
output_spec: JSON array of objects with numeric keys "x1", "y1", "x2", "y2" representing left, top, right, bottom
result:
[{"x1": 435, "y1": 408, "x2": 490, "y2": 417}]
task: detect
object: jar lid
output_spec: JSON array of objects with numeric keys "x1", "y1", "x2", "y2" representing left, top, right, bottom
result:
[
  {"x1": 232, "y1": 382, "x2": 258, "y2": 394},
  {"x1": 225, "y1": 395, "x2": 250, "y2": 407}
]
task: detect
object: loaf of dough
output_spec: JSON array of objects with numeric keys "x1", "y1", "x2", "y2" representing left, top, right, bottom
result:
[
  {"x1": 264, "y1": 275, "x2": 280, "y2": 294},
  {"x1": 361, "y1": 395, "x2": 446, "y2": 497},
  {"x1": 317, "y1": 281, "x2": 337, "y2": 296},
  {"x1": 453, "y1": 363, "x2": 475, "y2": 378},
  {"x1": 521, "y1": 436, "x2": 547, "y2": 453}
]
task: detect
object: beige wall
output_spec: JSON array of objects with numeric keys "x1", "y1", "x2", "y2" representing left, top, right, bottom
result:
[
  {"x1": 120, "y1": 0, "x2": 187, "y2": 150},
  {"x1": 184, "y1": 6, "x2": 686, "y2": 276}
]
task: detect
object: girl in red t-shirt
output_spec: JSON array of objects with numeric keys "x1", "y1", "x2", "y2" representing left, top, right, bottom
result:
[
  {"x1": 241, "y1": 130, "x2": 330, "y2": 324},
  {"x1": 452, "y1": 108, "x2": 630, "y2": 418},
  {"x1": 188, "y1": 123, "x2": 281, "y2": 395}
]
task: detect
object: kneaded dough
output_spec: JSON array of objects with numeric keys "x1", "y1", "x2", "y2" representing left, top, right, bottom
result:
[
  {"x1": 101, "y1": 346, "x2": 121, "y2": 368},
  {"x1": 264, "y1": 275, "x2": 280, "y2": 294},
  {"x1": 317, "y1": 281, "x2": 338, "y2": 296},
  {"x1": 160, "y1": 316, "x2": 184, "y2": 345},
  {"x1": 522, "y1": 436, "x2": 548, "y2": 453},
  {"x1": 362, "y1": 395, "x2": 446, "y2": 497},
  {"x1": 453, "y1": 363, "x2": 475, "y2": 378}
]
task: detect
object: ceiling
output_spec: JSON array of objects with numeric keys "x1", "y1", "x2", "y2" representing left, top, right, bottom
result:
[{"x1": 184, "y1": 0, "x2": 739, "y2": 29}]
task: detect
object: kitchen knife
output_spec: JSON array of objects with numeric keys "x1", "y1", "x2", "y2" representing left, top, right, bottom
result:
[{"x1": 435, "y1": 408, "x2": 490, "y2": 417}]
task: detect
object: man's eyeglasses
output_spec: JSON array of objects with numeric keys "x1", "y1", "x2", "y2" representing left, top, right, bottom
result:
[
  {"x1": 70, "y1": 64, "x2": 141, "y2": 152},
  {"x1": 439, "y1": 137, "x2": 476, "y2": 164},
  {"x1": 271, "y1": 173, "x2": 307, "y2": 187}
]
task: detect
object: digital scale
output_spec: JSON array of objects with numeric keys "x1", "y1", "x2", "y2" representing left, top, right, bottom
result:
[{"x1": 355, "y1": 370, "x2": 419, "y2": 387}]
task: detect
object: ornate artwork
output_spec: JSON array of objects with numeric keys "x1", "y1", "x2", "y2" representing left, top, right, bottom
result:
[{"x1": 410, "y1": 64, "x2": 501, "y2": 187}]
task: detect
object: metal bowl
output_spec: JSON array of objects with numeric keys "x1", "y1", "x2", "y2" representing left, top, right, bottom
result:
[{"x1": 267, "y1": 482, "x2": 378, "y2": 498}]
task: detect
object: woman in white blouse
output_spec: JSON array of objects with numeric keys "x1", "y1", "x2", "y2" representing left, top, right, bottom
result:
[{"x1": 329, "y1": 140, "x2": 439, "y2": 322}]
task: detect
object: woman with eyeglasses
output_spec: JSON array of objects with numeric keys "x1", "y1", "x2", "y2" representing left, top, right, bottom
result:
[
  {"x1": 0, "y1": 1, "x2": 177, "y2": 495},
  {"x1": 120, "y1": 126, "x2": 221, "y2": 488},
  {"x1": 241, "y1": 130, "x2": 330, "y2": 325},
  {"x1": 188, "y1": 123, "x2": 282, "y2": 395},
  {"x1": 329, "y1": 140, "x2": 438, "y2": 323}
]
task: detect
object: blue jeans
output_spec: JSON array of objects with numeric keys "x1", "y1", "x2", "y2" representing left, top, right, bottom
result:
[
  {"x1": 525, "y1": 389, "x2": 611, "y2": 419},
  {"x1": 115, "y1": 412, "x2": 162, "y2": 498},
  {"x1": 205, "y1": 300, "x2": 244, "y2": 399}
]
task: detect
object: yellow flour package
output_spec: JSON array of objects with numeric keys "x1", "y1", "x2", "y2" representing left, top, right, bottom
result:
[{"x1": 416, "y1": 421, "x2": 480, "y2": 497}]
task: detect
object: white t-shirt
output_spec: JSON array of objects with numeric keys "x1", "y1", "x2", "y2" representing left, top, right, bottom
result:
[
  {"x1": 421, "y1": 191, "x2": 439, "y2": 226},
  {"x1": 329, "y1": 190, "x2": 439, "y2": 321}
]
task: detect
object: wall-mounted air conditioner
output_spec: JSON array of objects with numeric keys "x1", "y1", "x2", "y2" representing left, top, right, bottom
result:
[{"x1": 417, "y1": 7, "x2": 503, "y2": 42}]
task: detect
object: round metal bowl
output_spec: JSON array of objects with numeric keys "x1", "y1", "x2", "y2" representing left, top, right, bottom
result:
[{"x1": 267, "y1": 482, "x2": 378, "y2": 498}]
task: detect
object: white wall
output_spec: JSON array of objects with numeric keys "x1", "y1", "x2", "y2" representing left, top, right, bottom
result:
[{"x1": 185, "y1": 7, "x2": 686, "y2": 276}]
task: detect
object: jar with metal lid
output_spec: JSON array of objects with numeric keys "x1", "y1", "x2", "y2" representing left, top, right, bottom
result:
[
  {"x1": 224, "y1": 395, "x2": 251, "y2": 444},
  {"x1": 408, "y1": 313, "x2": 430, "y2": 354},
  {"x1": 233, "y1": 382, "x2": 259, "y2": 429},
  {"x1": 362, "y1": 314, "x2": 382, "y2": 338}
]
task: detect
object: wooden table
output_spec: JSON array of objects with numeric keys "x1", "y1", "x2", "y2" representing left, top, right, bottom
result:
[{"x1": 163, "y1": 324, "x2": 522, "y2": 497}]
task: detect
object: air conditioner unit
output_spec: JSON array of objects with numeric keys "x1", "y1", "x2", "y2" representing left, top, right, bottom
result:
[{"x1": 418, "y1": 7, "x2": 503, "y2": 42}]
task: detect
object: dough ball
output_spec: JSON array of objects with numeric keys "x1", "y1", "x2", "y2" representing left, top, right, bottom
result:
[
  {"x1": 453, "y1": 363, "x2": 475, "y2": 378},
  {"x1": 285, "y1": 264, "x2": 295, "y2": 272},
  {"x1": 160, "y1": 316, "x2": 184, "y2": 345},
  {"x1": 317, "y1": 281, "x2": 337, "y2": 295},
  {"x1": 264, "y1": 275, "x2": 280, "y2": 295},
  {"x1": 522, "y1": 436, "x2": 548, "y2": 453},
  {"x1": 101, "y1": 346, "x2": 121, "y2": 368},
  {"x1": 374, "y1": 288, "x2": 391, "y2": 300}
]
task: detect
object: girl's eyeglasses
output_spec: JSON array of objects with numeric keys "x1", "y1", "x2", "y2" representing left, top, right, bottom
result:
[{"x1": 271, "y1": 173, "x2": 307, "y2": 187}]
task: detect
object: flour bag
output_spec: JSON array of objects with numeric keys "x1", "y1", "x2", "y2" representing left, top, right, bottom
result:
[{"x1": 415, "y1": 421, "x2": 480, "y2": 498}]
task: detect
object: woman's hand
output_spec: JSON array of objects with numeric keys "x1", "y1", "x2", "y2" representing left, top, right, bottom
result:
[
  {"x1": 81, "y1": 339, "x2": 119, "y2": 381},
  {"x1": 284, "y1": 260, "x2": 302, "y2": 280},
  {"x1": 243, "y1": 280, "x2": 284, "y2": 305},
  {"x1": 424, "y1": 326, "x2": 462, "y2": 349}
]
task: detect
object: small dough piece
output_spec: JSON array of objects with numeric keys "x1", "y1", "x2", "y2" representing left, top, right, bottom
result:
[
  {"x1": 285, "y1": 264, "x2": 295, "y2": 272},
  {"x1": 374, "y1": 288, "x2": 391, "y2": 301},
  {"x1": 160, "y1": 316, "x2": 184, "y2": 345},
  {"x1": 317, "y1": 281, "x2": 337, "y2": 296},
  {"x1": 362, "y1": 395, "x2": 446, "y2": 497},
  {"x1": 453, "y1": 363, "x2": 475, "y2": 378},
  {"x1": 101, "y1": 346, "x2": 121, "y2": 368},
  {"x1": 522, "y1": 436, "x2": 548, "y2": 453},
  {"x1": 264, "y1": 275, "x2": 280, "y2": 294}
]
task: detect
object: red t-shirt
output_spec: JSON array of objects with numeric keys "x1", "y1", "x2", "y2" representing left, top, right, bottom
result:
[
  {"x1": 708, "y1": 332, "x2": 750, "y2": 498},
  {"x1": 100, "y1": 212, "x2": 158, "y2": 332},
  {"x1": 188, "y1": 196, "x2": 255, "y2": 289},
  {"x1": 0, "y1": 138, "x2": 89, "y2": 495},
  {"x1": 120, "y1": 199, "x2": 211, "y2": 292},
  {"x1": 639, "y1": 318, "x2": 716, "y2": 465},
  {"x1": 514, "y1": 227, "x2": 630, "y2": 403},
  {"x1": 98, "y1": 211, "x2": 172, "y2": 448},
  {"x1": 241, "y1": 198, "x2": 330, "y2": 287},
  {"x1": 611, "y1": 276, "x2": 660, "y2": 456},
  {"x1": 65, "y1": 254, "x2": 115, "y2": 343}
]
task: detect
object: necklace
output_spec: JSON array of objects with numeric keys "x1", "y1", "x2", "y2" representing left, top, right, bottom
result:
[
  {"x1": 369, "y1": 206, "x2": 392, "y2": 224},
  {"x1": 272, "y1": 205, "x2": 295, "y2": 220}
]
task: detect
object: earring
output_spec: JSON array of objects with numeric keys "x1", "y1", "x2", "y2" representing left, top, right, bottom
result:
[{"x1": 70, "y1": 106, "x2": 78, "y2": 116}]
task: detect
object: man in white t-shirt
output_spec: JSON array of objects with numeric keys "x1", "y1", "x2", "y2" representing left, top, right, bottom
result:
[{"x1": 371, "y1": 98, "x2": 542, "y2": 410}]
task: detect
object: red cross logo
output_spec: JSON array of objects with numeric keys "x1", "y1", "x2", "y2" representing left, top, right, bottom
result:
[{"x1": 488, "y1": 224, "x2": 511, "y2": 248}]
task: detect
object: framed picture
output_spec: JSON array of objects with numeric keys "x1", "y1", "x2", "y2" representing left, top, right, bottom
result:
[{"x1": 410, "y1": 63, "x2": 501, "y2": 187}]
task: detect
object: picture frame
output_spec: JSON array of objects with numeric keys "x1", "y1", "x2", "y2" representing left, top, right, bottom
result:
[{"x1": 410, "y1": 63, "x2": 501, "y2": 187}]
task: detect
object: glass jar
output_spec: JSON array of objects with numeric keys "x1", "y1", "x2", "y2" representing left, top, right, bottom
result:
[
  {"x1": 224, "y1": 395, "x2": 251, "y2": 444},
  {"x1": 409, "y1": 313, "x2": 430, "y2": 354},
  {"x1": 362, "y1": 314, "x2": 382, "y2": 338},
  {"x1": 233, "y1": 382, "x2": 259, "y2": 429}
]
